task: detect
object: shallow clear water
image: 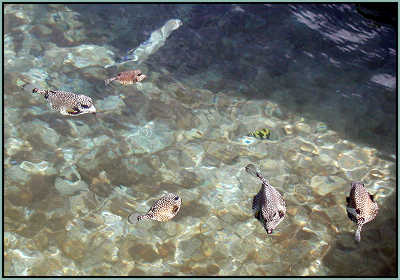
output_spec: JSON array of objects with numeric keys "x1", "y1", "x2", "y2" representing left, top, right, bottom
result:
[{"x1": 4, "y1": 3, "x2": 397, "y2": 276}]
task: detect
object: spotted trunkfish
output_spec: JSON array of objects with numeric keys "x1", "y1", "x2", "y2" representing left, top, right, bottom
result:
[
  {"x1": 248, "y1": 128, "x2": 271, "y2": 139},
  {"x1": 245, "y1": 164, "x2": 286, "y2": 234},
  {"x1": 104, "y1": 70, "x2": 146, "y2": 86},
  {"x1": 346, "y1": 182, "x2": 378, "y2": 242},
  {"x1": 128, "y1": 193, "x2": 182, "y2": 223},
  {"x1": 25, "y1": 84, "x2": 96, "y2": 116}
]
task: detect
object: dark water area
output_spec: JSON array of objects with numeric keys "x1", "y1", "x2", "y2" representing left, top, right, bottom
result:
[{"x1": 66, "y1": 3, "x2": 396, "y2": 156}]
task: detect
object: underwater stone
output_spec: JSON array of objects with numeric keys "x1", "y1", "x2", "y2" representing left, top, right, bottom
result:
[
  {"x1": 96, "y1": 96, "x2": 125, "y2": 113},
  {"x1": 181, "y1": 143, "x2": 204, "y2": 167},
  {"x1": 6, "y1": 248, "x2": 42, "y2": 276},
  {"x1": 61, "y1": 239, "x2": 87, "y2": 262},
  {"x1": 22, "y1": 68, "x2": 49, "y2": 84},
  {"x1": 6, "y1": 165, "x2": 31, "y2": 185},
  {"x1": 19, "y1": 161, "x2": 56, "y2": 176},
  {"x1": 299, "y1": 141, "x2": 319, "y2": 155},
  {"x1": 179, "y1": 237, "x2": 202, "y2": 260},
  {"x1": 5, "y1": 138, "x2": 32, "y2": 157},
  {"x1": 283, "y1": 124, "x2": 294, "y2": 135},
  {"x1": 66, "y1": 120, "x2": 92, "y2": 138},
  {"x1": 21, "y1": 120, "x2": 60, "y2": 148},
  {"x1": 314, "y1": 132, "x2": 340, "y2": 147},
  {"x1": 76, "y1": 149, "x2": 99, "y2": 173},
  {"x1": 44, "y1": 44, "x2": 114, "y2": 69},
  {"x1": 310, "y1": 175, "x2": 347, "y2": 196},
  {"x1": 122, "y1": 158, "x2": 154, "y2": 177},
  {"x1": 295, "y1": 122, "x2": 312, "y2": 134},
  {"x1": 122, "y1": 121, "x2": 175, "y2": 154},
  {"x1": 337, "y1": 153, "x2": 362, "y2": 171},
  {"x1": 93, "y1": 135, "x2": 110, "y2": 147},
  {"x1": 54, "y1": 177, "x2": 89, "y2": 196}
]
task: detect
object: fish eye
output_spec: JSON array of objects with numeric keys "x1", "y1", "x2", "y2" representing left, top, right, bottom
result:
[
  {"x1": 174, "y1": 196, "x2": 180, "y2": 201},
  {"x1": 81, "y1": 104, "x2": 90, "y2": 109}
]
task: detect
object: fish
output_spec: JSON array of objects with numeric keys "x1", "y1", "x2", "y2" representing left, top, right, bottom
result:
[
  {"x1": 245, "y1": 164, "x2": 286, "y2": 234},
  {"x1": 104, "y1": 19, "x2": 183, "y2": 68},
  {"x1": 128, "y1": 193, "x2": 182, "y2": 223},
  {"x1": 346, "y1": 182, "x2": 379, "y2": 242},
  {"x1": 248, "y1": 128, "x2": 271, "y2": 139},
  {"x1": 104, "y1": 70, "x2": 146, "y2": 86},
  {"x1": 27, "y1": 85, "x2": 96, "y2": 116}
]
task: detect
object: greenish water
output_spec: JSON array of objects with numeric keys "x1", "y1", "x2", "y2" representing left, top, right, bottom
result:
[{"x1": 4, "y1": 3, "x2": 396, "y2": 276}]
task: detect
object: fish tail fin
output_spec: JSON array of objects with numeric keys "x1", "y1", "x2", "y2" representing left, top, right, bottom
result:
[
  {"x1": 129, "y1": 213, "x2": 152, "y2": 223},
  {"x1": 135, "y1": 213, "x2": 152, "y2": 222},
  {"x1": 30, "y1": 87, "x2": 49, "y2": 98},
  {"x1": 245, "y1": 164, "x2": 259, "y2": 177},
  {"x1": 128, "y1": 213, "x2": 140, "y2": 224},
  {"x1": 22, "y1": 83, "x2": 41, "y2": 94},
  {"x1": 104, "y1": 78, "x2": 115, "y2": 86},
  {"x1": 355, "y1": 224, "x2": 362, "y2": 242},
  {"x1": 245, "y1": 164, "x2": 269, "y2": 185}
]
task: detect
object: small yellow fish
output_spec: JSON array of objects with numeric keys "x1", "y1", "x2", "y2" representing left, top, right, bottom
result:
[{"x1": 248, "y1": 128, "x2": 271, "y2": 139}]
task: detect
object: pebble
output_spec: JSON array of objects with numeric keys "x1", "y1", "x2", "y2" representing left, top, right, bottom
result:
[
  {"x1": 337, "y1": 153, "x2": 362, "y2": 170},
  {"x1": 283, "y1": 124, "x2": 294, "y2": 135},
  {"x1": 6, "y1": 165, "x2": 31, "y2": 185},
  {"x1": 54, "y1": 177, "x2": 89, "y2": 196},
  {"x1": 299, "y1": 141, "x2": 319, "y2": 155},
  {"x1": 19, "y1": 161, "x2": 56, "y2": 176},
  {"x1": 295, "y1": 122, "x2": 312, "y2": 134},
  {"x1": 310, "y1": 175, "x2": 347, "y2": 196},
  {"x1": 369, "y1": 169, "x2": 385, "y2": 179},
  {"x1": 180, "y1": 238, "x2": 202, "y2": 260}
]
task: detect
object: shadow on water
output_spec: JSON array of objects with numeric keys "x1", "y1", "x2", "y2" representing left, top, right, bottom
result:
[{"x1": 67, "y1": 3, "x2": 396, "y2": 157}]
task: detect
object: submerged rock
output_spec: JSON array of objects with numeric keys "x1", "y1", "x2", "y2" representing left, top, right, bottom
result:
[
  {"x1": 95, "y1": 96, "x2": 125, "y2": 113},
  {"x1": 54, "y1": 177, "x2": 89, "y2": 196},
  {"x1": 19, "y1": 161, "x2": 56, "y2": 176},
  {"x1": 311, "y1": 175, "x2": 347, "y2": 196},
  {"x1": 20, "y1": 120, "x2": 60, "y2": 149},
  {"x1": 5, "y1": 138, "x2": 32, "y2": 157},
  {"x1": 122, "y1": 121, "x2": 175, "y2": 154},
  {"x1": 43, "y1": 44, "x2": 114, "y2": 69}
]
